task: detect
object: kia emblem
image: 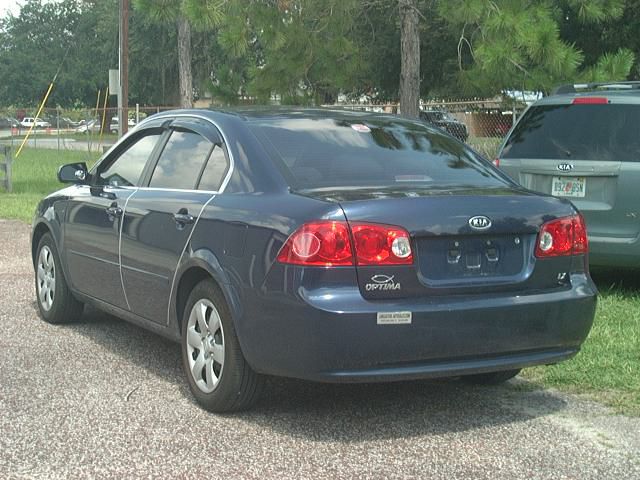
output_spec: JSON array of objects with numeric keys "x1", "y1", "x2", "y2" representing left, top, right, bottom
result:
[
  {"x1": 469, "y1": 215, "x2": 492, "y2": 230},
  {"x1": 557, "y1": 163, "x2": 574, "y2": 172}
]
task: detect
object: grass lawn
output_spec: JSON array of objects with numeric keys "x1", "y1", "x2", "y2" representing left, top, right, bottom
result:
[
  {"x1": 0, "y1": 132, "x2": 119, "y2": 142},
  {"x1": 1, "y1": 147, "x2": 639, "y2": 415},
  {"x1": 0, "y1": 148, "x2": 98, "y2": 221}
]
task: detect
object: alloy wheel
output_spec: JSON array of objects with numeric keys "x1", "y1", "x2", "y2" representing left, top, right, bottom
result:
[
  {"x1": 36, "y1": 245, "x2": 56, "y2": 311},
  {"x1": 185, "y1": 299, "x2": 225, "y2": 393}
]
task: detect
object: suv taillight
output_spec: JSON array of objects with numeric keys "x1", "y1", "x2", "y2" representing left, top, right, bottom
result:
[
  {"x1": 277, "y1": 221, "x2": 413, "y2": 266},
  {"x1": 535, "y1": 214, "x2": 588, "y2": 258}
]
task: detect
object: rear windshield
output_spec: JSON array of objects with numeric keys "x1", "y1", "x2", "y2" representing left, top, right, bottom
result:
[
  {"x1": 502, "y1": 103, "x2": 640, "y2": 162},
  {"x1": 249, "y1": 117, "x2": 502, "y2": 190}
]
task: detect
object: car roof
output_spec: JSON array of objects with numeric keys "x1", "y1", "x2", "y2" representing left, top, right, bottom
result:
[{"x1": 140, "y1": 106, "x2": 428, "y2": 133}]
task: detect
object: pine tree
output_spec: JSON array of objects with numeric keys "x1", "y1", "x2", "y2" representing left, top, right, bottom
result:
[
  {"x1": 133, "y1": 0, "x2": 226, "y2": 107},
  {"x1": 442, "y1": 0, "x2": 634, "y2": 95}
]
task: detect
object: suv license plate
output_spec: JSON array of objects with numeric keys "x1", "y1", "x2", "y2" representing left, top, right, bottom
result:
[{"x1": 552, "y1": 176, "x2": 585, "y2": 198}]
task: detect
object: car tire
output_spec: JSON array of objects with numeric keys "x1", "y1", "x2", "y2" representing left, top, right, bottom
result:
[
  {"x1": 462, "y1": 368, "x2": 521, "y2": 385},
  {"x1": 35, "y1": 233, "x2": 84, "y2": 324},
  {"x1": 181, "y1": 279, "x2": 263, "y2": 412}
]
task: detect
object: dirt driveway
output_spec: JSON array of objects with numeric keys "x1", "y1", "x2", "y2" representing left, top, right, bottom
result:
[{"x1": 1, "y1": 219, "x2": 639, "y2": 479}]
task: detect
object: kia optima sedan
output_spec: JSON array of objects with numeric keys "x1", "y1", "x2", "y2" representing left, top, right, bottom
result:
[{"x1": 32, "y1": 108, "x2": 597, "y2": 412}]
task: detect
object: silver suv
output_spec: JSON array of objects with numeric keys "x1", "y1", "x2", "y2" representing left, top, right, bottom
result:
[{"x1": 497, "y1": 82, "x2": 640, "y2": 268}]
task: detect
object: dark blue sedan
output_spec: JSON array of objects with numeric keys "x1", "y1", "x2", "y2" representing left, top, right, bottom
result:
[{"x1": 31, "y1": 108, "x2": 597, "y2": 412}]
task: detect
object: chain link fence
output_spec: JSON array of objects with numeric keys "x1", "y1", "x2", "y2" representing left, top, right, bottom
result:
[
  {"x1": 0, "y1": 106, "x2": 177, "y2": 157},
  {"x1": 2, "y1": 100, "x2": 527, "y2": 160},
  {"x1": 324, "y1": 99, "x2": 527, "y2": 160}
]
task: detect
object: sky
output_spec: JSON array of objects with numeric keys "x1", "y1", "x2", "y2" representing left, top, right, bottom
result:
[{"x1": 0, "y1": 0, "x2": 21, "y2": 18}]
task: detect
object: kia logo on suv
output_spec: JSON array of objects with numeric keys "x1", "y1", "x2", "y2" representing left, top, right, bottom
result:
[
  {"x1": 557, "y1": 163, "x2": 574, "y2": 172},
  {"x1": 469, "y1": 215, "x2": 492, "y2": 230}
]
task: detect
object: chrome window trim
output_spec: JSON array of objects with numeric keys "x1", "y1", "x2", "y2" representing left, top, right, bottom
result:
[
  {"x1": 135, "y1": 113, "x2": 235, "y2": 194},
  {"x1": 119, "y1": 188, "x2": 138, "y2": 311},
  {"x1": 166, "y1": 193, "x2": 217, "y2": 326},
  {"x1": 133, "y1": 186, "x2": 220, "y2": 194}
]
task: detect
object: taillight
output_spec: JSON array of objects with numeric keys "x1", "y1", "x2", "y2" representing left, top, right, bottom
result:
[
  {"x1": 277, "y1": 221, "x2": 353, "y2": 266},
  {"x1": 572, "y1": 97, "x2": 608, "y2": 104},
  {"x1": 351, "y1": 223, "x2": 413, "y2": 265},
  {"x1": 277, "y1": 221, "x2": 413, "y2": 266},
  {"x1": 493, "y1": 158, "x2": 500, "y2": 167},
  {"x1": 535, "y1": 214, "x2": 588, "y2": 258}
]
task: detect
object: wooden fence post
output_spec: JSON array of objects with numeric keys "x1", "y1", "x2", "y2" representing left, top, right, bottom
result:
[{"x1": 1, "y1": 146, "x2": 12, "y2": 192}]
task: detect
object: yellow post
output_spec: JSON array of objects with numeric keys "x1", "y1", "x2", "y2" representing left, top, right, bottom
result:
[
  {"x1": 15, "y1": 82, "x2": 55, "y2": 158},
  {"x1": 97, "y1": 87, "x2": 109, "y2": 153},
  {"x1": 94, "y1": 89, "x2": 101, "y2": 123}
]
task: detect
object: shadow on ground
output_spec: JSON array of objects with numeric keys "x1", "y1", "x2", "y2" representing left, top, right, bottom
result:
[{"x1": 60, "y1": 305, "x2": 568, "y2": 442}]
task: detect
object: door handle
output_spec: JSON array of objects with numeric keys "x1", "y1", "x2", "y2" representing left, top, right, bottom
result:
[
  {"x1": 173, "y1": 210, "x2": 195, "y2": 226},
  {"x1": 105, "y1": 203, "x2": 123, "y2": 218}
]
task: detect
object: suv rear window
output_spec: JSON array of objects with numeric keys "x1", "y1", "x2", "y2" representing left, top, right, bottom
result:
[
  {"x1": 249, "y1": 118, "x2": 501, "y2": 190},
  {"x1": 502, "y1": 103, "x2": 640, "y2": 162}
]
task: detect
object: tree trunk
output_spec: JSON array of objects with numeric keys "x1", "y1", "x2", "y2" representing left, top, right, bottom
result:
[
  {"x1": 177, "y1": 17, "x2": 193, "y2": 108},
  {"x1": 399, "y1": 0, "x2": 420, "y2": 118}
]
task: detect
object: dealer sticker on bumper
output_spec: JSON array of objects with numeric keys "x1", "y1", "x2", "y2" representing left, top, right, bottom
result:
[{"x1": 377, "y1": 312, "x2": 412, "y2": 325}]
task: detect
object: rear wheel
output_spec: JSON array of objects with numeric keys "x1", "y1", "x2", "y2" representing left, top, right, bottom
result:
[
  {"x1": 35, "y1": 233, "x2": 84, "y2": 324},
  {"x1": 181, "y1": 279, "x2": 263, "y2": 412},
  {"x1": 462, "y1": 369, "x2": 521, "y2": 385}
]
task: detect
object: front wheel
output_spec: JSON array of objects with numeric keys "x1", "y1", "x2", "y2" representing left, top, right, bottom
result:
[
  {"x1": 181, "y1": 279, "x2": 263, "y2": 412},
  {"x1": 462, "y1": 369, "x2": 521, "y2": 385},
  {"x1": 35, "y1": 233, "x2": 84, "y2": 324}
]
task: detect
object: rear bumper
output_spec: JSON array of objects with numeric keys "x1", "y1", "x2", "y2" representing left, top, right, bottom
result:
[
  {"x1": 237, "y1": 274, "x2": 597, "y2": 382},
  {"x1": 589, "y1": 234, "x2": 640, "y2": 267}
]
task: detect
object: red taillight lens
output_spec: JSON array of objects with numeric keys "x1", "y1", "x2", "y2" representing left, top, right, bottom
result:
[
  {"x1": 277, "y1": 221, "x2": 354, "y2": 266},
  {"x1": 277, "y1": 221, "x2": 413, "y2": 266},
  {"x1": 351, "y1": 223, "x2": 413, "y2": 265},
  {"x1": 572, "y1": 97, "x2": 608, "y2": 104},
  {"x1": 535, "y1": 214, "x2": 588, "y2": 258},
  {"x1": 493, "y1": 158, "x2": 500, "y2": 167}
]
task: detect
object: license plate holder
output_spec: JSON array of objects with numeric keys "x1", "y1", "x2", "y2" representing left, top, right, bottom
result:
[{"x1": 552, "y1": 176, "x2": 586, "y2": 198}]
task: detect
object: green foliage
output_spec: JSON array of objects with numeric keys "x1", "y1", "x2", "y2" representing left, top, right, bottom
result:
[
  {"x1": 133, "y1": 0, "x2": 181, "y2": 23},
  {"x1": 210, "y1": 0, "x2": 368, "y2": 104},
  {"x1": 0, "y1": 0, "x2": 638, "y2": 107},
  {"x1": 442, "y1": 0, "x2": 634, "y2": 95}
]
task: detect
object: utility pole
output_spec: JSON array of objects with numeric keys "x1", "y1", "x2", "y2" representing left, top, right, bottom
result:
[{"x1": 119, "y1": 0, "x2": 129, "y2": 137}]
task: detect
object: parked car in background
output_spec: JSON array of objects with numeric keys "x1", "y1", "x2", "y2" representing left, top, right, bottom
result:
[
  {"x1": 21, "y1": 117, "x2": 51, "y2": 128},
  {"x1": 75, "y1": 119, "x2": 105, "y2": 133},
  {"x1": 109, "y1": 116, "x2": 136, "y2": 133},
  {"x1": 32, "y1": 108, "x2": 596, "y2": 412},
  {"x1": 0, "y1": 117, "x2": 19, "y2": 129},
  {"x1": 419, "y1": 109, "x2": 469, "y2": 142},
  {"x1": 42, "y1": 116, "x2": 80, "y2": 129},
  {"x1": 497, "y1": 81, "x2": 640, "y2": 268}
]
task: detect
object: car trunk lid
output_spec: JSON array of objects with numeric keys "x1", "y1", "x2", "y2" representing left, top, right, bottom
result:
[{"x1": 299, "y1": 186, "x2": 577, "y2": 299}]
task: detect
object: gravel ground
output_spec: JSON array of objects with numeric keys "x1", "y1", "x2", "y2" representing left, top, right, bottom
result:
[{"x1": 1, "y1": 219, "x2": 639, "y2": 479}]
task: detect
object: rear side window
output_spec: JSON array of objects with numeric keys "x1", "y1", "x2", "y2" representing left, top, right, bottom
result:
[
  {"x1": 198, "y1": 146, "x2": 228, "y2": 191},
  {"x1": 249, "y1": 118, "x2": 501, "y2": 190},
  {"x1": 99, "y1": 132, "x2": 161, "y2": 187},
  {"x1": 502, "y1": 104, "x2": 640, "y2": 162},
  {"x1": 149, "y1": 130, "x2": 213, "y2": 189}
]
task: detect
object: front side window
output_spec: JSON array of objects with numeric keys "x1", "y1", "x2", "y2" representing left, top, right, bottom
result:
[
  {"x1": 149, "y1": 130, "x2": 213, "y2": 189},
  {"x1": 98, "y1": 133, "x2": 161, "y2": 187}
]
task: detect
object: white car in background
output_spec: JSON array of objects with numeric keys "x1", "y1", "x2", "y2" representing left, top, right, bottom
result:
[{"x1": 21, "y1": 117, "x2": 51, "y2": 128}]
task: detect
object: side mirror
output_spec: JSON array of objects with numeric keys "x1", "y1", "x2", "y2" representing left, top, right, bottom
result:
[{"x1": 58, "y1": 162, "x2": 89, "y2": 184}]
